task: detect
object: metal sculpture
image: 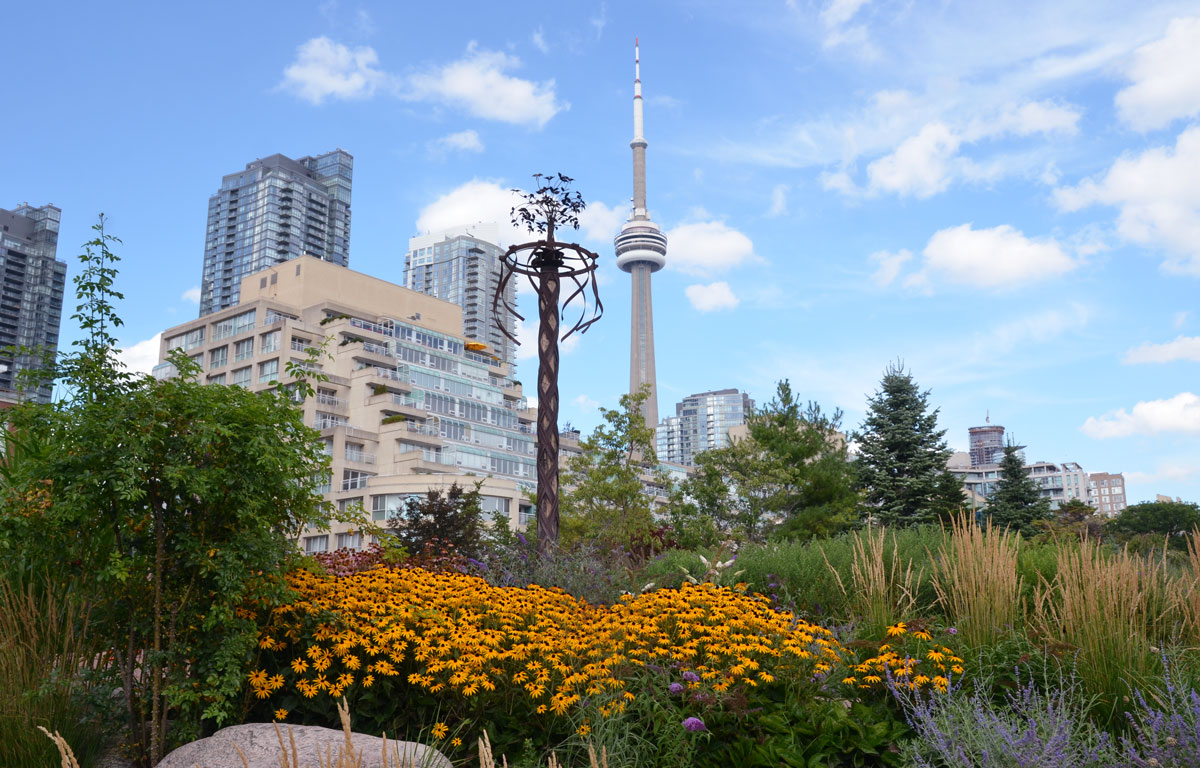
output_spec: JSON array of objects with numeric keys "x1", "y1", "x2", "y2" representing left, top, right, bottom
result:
[{"x1": 494, "y1": 173, "x2": 603, "y2": 555}]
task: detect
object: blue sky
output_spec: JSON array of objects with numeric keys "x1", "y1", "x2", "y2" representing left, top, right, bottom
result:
[{"x1": 4, "y1": 0, "x2": 1200, "y2": 503}]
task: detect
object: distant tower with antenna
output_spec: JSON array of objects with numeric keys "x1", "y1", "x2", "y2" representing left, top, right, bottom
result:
[{"x1": 614, "y1": 38, "x2": 667, "y2": 427}]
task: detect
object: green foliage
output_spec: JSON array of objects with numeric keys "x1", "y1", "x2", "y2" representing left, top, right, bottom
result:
[
  {"x1": 986, "y1": 443, "x2": 1053, "y2": 537},
  {"x1": 0, "y1": 574, "x2": 116, "y2": 768},
  {"x1": 381, "y1": 413, "x2": 406, "y2": 424},
  {"x1": 390, "y1": 483, "x2": 485, "y2": 557},
  {"x1": 0, "y1": 216, "x2": 333, "y2": 766},
  {"x1": 560, "y1": 387, "x2": 665, "y2": 550},
  {"x1": 670, "y1": 381, "x2": 858, "y2": 547},
  {"x1": 1109, "y1": 500, "x2": 1200, "y2": 549},
  {"x1": 854, "y1": 363, "x2": 964, "y2": 527}
]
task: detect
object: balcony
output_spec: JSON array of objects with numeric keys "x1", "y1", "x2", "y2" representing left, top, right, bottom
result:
[
  {"x1": 344, "y1": 450, "x2": 377, "y2": 465},
  {"x1": 314, "y1": 416, "x2": 348, "y2": 430},
  {"x1": 316, "y1": 392, "x2": 345, "y2": 408}
]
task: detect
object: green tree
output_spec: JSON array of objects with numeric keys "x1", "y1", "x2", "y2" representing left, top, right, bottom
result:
[
  {"x1": 986, "y1": 442, "x2": 1052, "y2": 536},
  {"x1": 670, "y1": 381, "x2": 857, "y2": 545},
  {"x1": 854, "y1": 363, "x2": 964, "y2": 527},
  {"x1": 0, "y1": 216, "x2": 333, "y2": 767},
  {"x1": 390, "y1": 482, "x2": 484, "y2": 557},
  {"x1": 560, "y1": 387, "x2": 664, "y2": 550},
  {"x1": 1109, "y1": 500, "x2": 1200, "y2": 549}
]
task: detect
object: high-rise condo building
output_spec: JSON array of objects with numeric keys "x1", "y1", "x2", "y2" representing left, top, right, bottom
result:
[
  {"x1": 155, "y1": 256, "x2": 536, "y2": 551},
  {"x1": 614, "y1": 39, "x2": 667, "y2": 427},
  {"x1": 1087, "y1": 472, "x2": 1128, "y2": 516},
  {"x1": 0, "y1": 204, "x2": 67, "y2": 403},
  {"x1": 968, "y1": 422, "x2": 1005, "y2": 467},
  {"x1": 404, "y1": 224, "x2": 516, "y2": 367},
  {"x1": 656, "y1": 389, "x2": 755, "y2": 467},
  {"x1": 199, "y1": 150, "x2": 352, "y2": 316}
]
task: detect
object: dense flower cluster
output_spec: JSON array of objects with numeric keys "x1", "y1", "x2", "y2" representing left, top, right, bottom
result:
[
  {"x1": 843, "y1": 622, "x2": 962, "y2": 693},
  {"x1": 250, "y1": 566, "x2": 847, "y2": 718}
]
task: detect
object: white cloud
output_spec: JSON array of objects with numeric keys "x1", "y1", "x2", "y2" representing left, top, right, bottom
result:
[
  {"x1": 181, "y1": 286, "x2": 201, "y2": 303},
  {"x1": 1175, "y1": 311, "x2": 1190, "y2": 329},
  {"x1": 1127, "y1": 461, "x2": 1200, "y2": 486},
  {"x1": 415, "y1": 179, "x2": 524, "y2": 245},
  {"x1": 867, "y1": 249, "x2": 912, "y2": 287},
  {"x1": 573, "y1": 394, "x2": 600, "y2": 411},
  {"x1": 577, "y1": 201, "x2": 623, "y2": 244},
  {"x1": 981, "y1": 303, "x2": 1090, "y2": 354},
  {"x1": 820, "y1": 0, "x2": 871, "y2": 28},
  {"x1": 767, "y1": 184, "x2": 789, "y2": 217},
  {"x1": 917, "y1": 223, "x2": 1078, "y2": 289},
  {"x1": 117, "y1": 333, "x2": 161, "y2": 375},
  {"x1": 280, "y1": 37, "x2": 387, "y2": 104},
  {"x1": 430, "y1": 129, "x2": 484, "y2": 153},
  {"x1": 1081, "y1": 392, "x2": 1200, "y2": 438},
  {"x1": 408, "y1": 43, "x2": 566, "y2": 128},
  {"x1": 1124, "y1": 335, "x2": 1200, "y2": 364},
  {"x1": 589, "y1": 3, "x2": 608, "y2": 37},
  {"x1": 1115, "y1": 16, "x2": 1200, "y2": 131},
  {"x1": 532, "y1": 27, "x2": 549, "y2": 54},
  {"x1": 514, "y1": 318, "x2": 580, "y2": 360},
  {"x1": 685, "y1": 282, "x2": 739, "y2": 312},
  {"x1": 967, "y1": 101, "x2": 1081, "y2": 139},
  {"x1": 665, "y1": 220, "x2": 757, "y2": 277},
  {"x1": 866, "y1": 122, "x2": 961, "y2": 198},
  {"x1": 1055, "y1": 126, "x2": 1200, "y2": 276}
]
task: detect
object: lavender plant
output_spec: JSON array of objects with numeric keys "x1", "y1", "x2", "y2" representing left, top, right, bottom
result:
[
  {"x1": 1123, "y1": 663, "x2": 1200, "y2": 768},
  {"x1": 892, "y1": 668, "x2": 1121, "y2": 767}
]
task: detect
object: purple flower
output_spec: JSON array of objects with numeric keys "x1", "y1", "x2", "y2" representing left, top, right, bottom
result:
[
  {"x1": 683, "y1": 717, "x2": 707, "y2": 732},
  {"x1": 947, "y1": 627, "x2": 958, "y2": 635},
  {"x1": 669, "y1": 682, "x2": 684, "y2": 694},
  {"x1": 683, "y1": 671, "x2": 700, "y2": 683},
  {"x1": 517, "y1": 532, "x2": 527, "y2": 546}
]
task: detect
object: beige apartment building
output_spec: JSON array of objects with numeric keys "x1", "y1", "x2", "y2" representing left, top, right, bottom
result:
[{"x1": 154, "y1": 257, "x2": 536, "y2": 552}]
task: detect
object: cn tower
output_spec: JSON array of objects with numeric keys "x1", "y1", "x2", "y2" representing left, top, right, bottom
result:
[{"x1": 614, "y1": 38, "x2": 667, "y2": 427}]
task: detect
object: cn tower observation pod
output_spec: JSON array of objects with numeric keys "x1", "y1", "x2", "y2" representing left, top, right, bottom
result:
[{"x1": 614, "y1": 220, "x2": 668, "y2": 273}]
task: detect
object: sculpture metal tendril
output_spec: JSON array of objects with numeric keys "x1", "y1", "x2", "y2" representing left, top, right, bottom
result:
[{"x1": 493, "y1": 174, "x2": 603, "y2": 555}]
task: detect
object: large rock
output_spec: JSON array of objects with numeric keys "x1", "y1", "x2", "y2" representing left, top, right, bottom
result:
[{"x1": 156, "y1": 723, "x2": 452, "y2": 768}]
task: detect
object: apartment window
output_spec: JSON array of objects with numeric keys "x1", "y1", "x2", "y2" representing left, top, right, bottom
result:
[
  {"x1": 189, "y1": 353, "x2": 203, "y2": 370},
  {"x1": 234, "y1": 338, "x2": 254, "y2": 362},
  {"x1": 371, "y1": 493, "x2": 409, "y2": 522},
  {"x1": 258, "y1": 359, "x2": 279, "y2": 383},
  {"x1": 166, "y1": 333, "x2": 186, "y2": 351},
  {"x1": 338, "y1": 497, "x2": 364, "y2": 513},
  {"x1": 342, "y1": 470, "x2": 371, "y2": 491},
  {"x1": 336, "y1": 532, "x2": 362, "y2": 550},
  {"x1": 233, "y1": 309, "x2": 256, "y2": 335},
  {"x1": 209, "y1": 345, "x2": 228, "y2": 368},
  {"x1": 208, "y1": 373, "x2": 226, "y2": 385},
  {"x1": 303, "y1": 535, "x2": 329, "y2": 553},
  {"x1": 260, "y1": 329, "x2": 280, "y2": 354},
  {"x1": 231, "y1": 366, "x2": 251, "y2": 387}
]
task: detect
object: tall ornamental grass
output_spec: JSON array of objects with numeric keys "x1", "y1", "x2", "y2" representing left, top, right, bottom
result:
[
  {"x1": 1034, "y1": 538, "x2": 1176, "y2": 722},
  {"x1": 826, "y1": 524, "x2": 923, "y2": 633},
  {"x1": 933, "y1": 514, "x2": 1023, "y2": 649},
  {"x1": 0, "y1": 577, "x2": 110, "y2": 768}
]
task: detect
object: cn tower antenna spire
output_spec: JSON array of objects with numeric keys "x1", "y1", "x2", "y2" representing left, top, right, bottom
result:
[{"x1": 615, "y1": 37, "x2": 667, "y2": 428}]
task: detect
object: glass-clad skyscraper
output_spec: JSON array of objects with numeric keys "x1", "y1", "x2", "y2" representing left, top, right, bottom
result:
[
  {"x1": 0, "y1": 204, "x2": 67, "y2": 403},
  {"x1": 199, "y1": 150, "x2": 352, "y2": 315},
  {"x1": 657, "y1": 388, "x2": 755, "y2": 467},
  {"x1": 404, "y1": 224, "x2": 516, "y2": 367}
]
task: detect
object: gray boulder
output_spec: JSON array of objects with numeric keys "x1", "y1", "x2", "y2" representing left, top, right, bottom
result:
[{"x1": 156, "y1": 723, "x2": 452, "y2": 768}]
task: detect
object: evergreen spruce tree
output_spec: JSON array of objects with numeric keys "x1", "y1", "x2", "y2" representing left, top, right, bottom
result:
[
  {"x1": 854, "y1": 363, "x2": 964, "y2": 526},
  {"x1": 987, "y1": 442, "x2": 1051, "y2": 536}
]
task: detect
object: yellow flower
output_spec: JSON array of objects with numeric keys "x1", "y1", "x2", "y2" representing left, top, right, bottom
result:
[
  {"x1": 451, "y1": 738, "x2": 462, "y2": 747},
  {"x1": 842, "y1": 676, "x2": 857, "y2": 685},
  {"x1": 912, "y1": 630, "x2": 932, "y2": 641},
  {"x1": 432, "y1": 723, "x2": 448, "y2": 740},
  {"x1": 537, "y1": 705, "x2": 548, "y2": 714},
  {"x1": 577, "y1": 724, "x2": 591, "y2": 737},
  {"x1": 926, "y1": 650, "x2": 945, "y2": 663},
  {"x1": 886, "y1": 622, "x2": 907, "y2": 638},
  {"x1": 291, "y1": 658, "x2": 309, "y2": 674},
  {"x1": 247, "y1": 670, "x2": 268, "y2": 687},
  {"x1": 362, "y1": 674, "x2": 375, "y2": 688},
  {"x1": 274, "y1": 709, "x2": 288, "y2": 720},
  {"x1": 863, "y1": 675, "x2": 882, "y2": 684}
]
